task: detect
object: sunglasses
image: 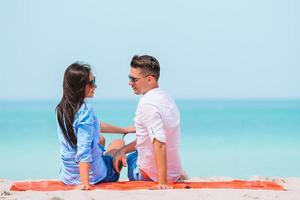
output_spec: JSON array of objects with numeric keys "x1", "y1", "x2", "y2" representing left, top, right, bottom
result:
[
  {"x1": 128, "y1": 75, "x2": 143, "y2": 83},
  {"x1": 128, "y1": 74, "x2": 154, "y2": 83},
  {"x1": 86, "y1": 76, "x2": 96, "y2": 87}
]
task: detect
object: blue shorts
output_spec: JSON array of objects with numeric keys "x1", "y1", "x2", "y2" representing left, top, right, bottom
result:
[
  {"x1": 97, "y1": 144, "x2": 120, "y2": 183},
  {"x1": 127, "y1": 151, "x2": 152, "y2": 181}
]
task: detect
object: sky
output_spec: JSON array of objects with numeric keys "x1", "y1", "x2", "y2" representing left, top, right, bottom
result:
[{"x1": 0, "y1": 0, "x2": 299, "y2": 100}]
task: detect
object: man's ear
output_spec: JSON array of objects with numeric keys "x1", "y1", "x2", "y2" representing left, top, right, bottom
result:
[{"x1": 148, "y1": 75, "x2": 155, "y2": 83}]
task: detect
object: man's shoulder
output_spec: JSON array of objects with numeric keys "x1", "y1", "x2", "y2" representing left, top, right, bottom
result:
[
  {"x1": 142, "y1": 88, "x2": 169, "y2": 100},
  {"x1": 138, "y1": 97, "x2": 158, "y2": 111},
  {"x1": 139, "y1": 90, "x2": 177, "y2": 111}
]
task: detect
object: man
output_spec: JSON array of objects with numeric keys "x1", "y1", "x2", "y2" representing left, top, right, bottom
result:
[{"x1": 114, "y1": 55, "x2": 185, "y2": 189}]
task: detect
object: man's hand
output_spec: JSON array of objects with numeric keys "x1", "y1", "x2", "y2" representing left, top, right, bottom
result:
[
  {"x1": 113, "y1": 149, "x2": 127, "y2": 173},
  {"x1": 150, "y1": 184, "x2": 173, "y2": 190}
]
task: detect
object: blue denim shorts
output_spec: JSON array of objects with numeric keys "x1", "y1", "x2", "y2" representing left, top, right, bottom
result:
[
  {"x1": 127, "y1": 151, "x2": 152, "y2": 181},
  {"x1": 97, "y1": 144, "x2": 120, "y2": 183}
]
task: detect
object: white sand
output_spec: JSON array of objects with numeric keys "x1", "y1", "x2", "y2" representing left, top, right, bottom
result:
[{"x1": 1, "y1": 177, "x2": 300, "y2": 200}]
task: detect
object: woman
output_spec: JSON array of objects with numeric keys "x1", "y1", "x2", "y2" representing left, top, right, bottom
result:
[{"x1": 56, "y1": 62, "x2": 134, "y2": 190}]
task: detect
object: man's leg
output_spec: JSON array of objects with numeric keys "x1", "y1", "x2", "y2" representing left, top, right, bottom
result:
[{"x1": 127, "y1": 151, "x2": 140, "y2": 181}]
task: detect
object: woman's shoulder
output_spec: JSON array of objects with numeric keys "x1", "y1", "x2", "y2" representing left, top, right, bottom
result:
[
  {"x1": 75, "y1": 102, "x2": 95, "y2": 124},
  {"x1": 78, "y1": 101, "x2": 94, "y2": 113}
]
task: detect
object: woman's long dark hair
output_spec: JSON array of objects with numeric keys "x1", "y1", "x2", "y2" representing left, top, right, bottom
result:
[{"x1": 56, "y1": 62, "x2": 91, "y2": 148}]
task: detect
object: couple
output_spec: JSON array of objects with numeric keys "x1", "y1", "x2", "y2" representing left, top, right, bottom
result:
[{"x1": 56, "y1": 55, "x2": 186, "y2": 190}]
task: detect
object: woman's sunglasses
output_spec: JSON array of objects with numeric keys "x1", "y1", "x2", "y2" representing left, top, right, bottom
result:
[{"x1": 87, "y1": 76, "x2": 96, "y2": 87}]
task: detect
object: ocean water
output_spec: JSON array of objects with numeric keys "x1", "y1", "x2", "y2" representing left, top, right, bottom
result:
[{"x1": 0, "y1": 99, "x2": 299, "y2": 180}]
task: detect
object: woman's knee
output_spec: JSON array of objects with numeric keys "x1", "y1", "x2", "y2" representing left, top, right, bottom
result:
[
  {"x1": 106, "y1": 139, "x2": 125, "y2": 157},
  {"x1": 99, "y1": 135, "x2": 106, "y2": 146},
  {"x1": 111, "y1": 139, "x2": 125, "y2": 148}
]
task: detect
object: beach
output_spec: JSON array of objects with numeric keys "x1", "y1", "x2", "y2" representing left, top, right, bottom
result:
[
  {"x1": 1, "y1": 177, "x2": 300, "y2": 200},
  {"x1": 1, "y1": 0, "x2": 299, "y2": 199}
]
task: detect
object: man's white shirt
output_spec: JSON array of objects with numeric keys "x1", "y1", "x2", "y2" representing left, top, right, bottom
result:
[{"x1": 134, "y1": 88, "x2": 182, "y2": 182}]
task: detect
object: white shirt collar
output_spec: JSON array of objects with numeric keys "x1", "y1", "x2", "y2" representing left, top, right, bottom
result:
[{"x1": 143, "y1": 87, "x2": 161, "y2": 97}]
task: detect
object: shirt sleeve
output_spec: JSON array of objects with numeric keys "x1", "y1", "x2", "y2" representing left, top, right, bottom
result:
[
  {"x1": 139, "y1": 104, "x2": 166, "y2": 143},
  {"x1": 75, "y1": 107, "x2": 94, "y2": 163}
]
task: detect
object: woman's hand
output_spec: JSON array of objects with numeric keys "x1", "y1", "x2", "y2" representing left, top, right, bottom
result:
[
  {"x1": 75, "y1": 184, "x2": 91, "y2": 190},
  {"x1": 150, "y1": 184, "x2": 173, "y2": 190}
]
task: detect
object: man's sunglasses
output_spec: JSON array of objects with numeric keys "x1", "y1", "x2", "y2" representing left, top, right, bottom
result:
[
  {"x1": 87, "y1": 76, "x2": 96, "y2": 87},
  {"x1": 128, "y1": 74, "x2": 154, "y2": 83},
  {"x1": 128, "y1": 75, "x2": 142, "y2": 83}
]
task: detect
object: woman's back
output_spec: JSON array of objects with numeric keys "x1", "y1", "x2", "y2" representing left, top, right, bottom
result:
[{"x1": 57, "y1": 102, "x2": 107, "y2": 185}]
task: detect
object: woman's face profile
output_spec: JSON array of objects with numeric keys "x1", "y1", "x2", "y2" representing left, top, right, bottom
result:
[{"x1": 85, "y1": 72, "x2": 96, "y2": 98}]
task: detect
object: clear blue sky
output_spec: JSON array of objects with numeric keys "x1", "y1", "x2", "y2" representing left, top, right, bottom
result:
[{"x1": 1, "y1": 0, "x2": 299, "y2": 100}]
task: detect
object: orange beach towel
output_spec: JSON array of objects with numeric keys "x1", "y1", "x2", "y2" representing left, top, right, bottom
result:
[{"x1": 10, "y1": 180, "x2": 285, "y2": 191}]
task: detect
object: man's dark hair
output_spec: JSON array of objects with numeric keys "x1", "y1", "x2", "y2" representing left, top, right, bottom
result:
[{"x1": 130, "y1": 55, "x2": 160, "y2": 81}]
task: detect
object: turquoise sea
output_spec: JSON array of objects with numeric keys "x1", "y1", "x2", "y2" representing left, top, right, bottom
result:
[{"x1": 0, "y1": 100, "x2": 299, "y2": 180}]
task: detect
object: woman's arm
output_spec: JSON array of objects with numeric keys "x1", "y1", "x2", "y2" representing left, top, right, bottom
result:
[
  {"x1": 100, "y1": 121, "x2": 135, "y2": 134},
  {"x1": 75, "y1": 162, "x2": 90, "y2": 190}
]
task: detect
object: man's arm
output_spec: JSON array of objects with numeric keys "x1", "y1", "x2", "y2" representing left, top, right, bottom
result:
[
  {"x1": 138, "y1": 104, "x2": 172, "y2": 189},
  {"x1": 153, "y1": 138, "x2": 170, "y2": 189},
  {"x1": 121, "y1": 140, "x2": 137, "y2": 154},
  {"x1": 113, "y1": 140, "x2": 137, "y2": 173}
]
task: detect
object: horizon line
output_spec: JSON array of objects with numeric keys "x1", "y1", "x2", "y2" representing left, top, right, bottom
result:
[{"x1": 1, "y1": 97, "x2": 300, "y2": 102}]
